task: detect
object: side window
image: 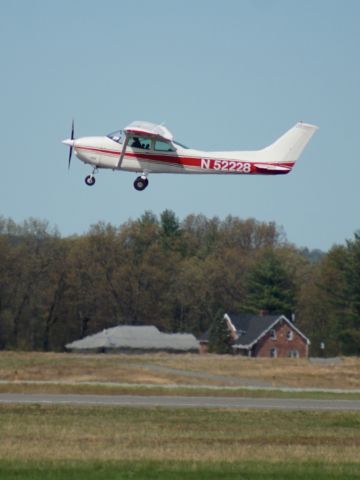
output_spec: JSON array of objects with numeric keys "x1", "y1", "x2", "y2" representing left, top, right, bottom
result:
[
  {"x1": 288, "y1": 350, "x2": 299, "y2": 358},
  {"x1": 131, "y1": 136, "x2": 152, "y2": 150},
  {"x1": 270, "y1": 348, "x2": 277, "y2": 358},
  {"x1": 154, "y1": 140, "x2": 175, "y2": 152}
]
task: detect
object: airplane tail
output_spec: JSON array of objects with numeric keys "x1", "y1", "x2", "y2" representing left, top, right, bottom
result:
[{"x1": 258, "y1": 122, "x2": 318, "y2": 165}]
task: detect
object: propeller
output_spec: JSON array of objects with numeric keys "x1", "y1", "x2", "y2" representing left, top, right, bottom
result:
[{"x1": 62, "y1": 119, "x2": 75, "y2": 169}]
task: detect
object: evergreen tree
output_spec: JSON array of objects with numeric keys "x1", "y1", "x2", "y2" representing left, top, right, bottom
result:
[
  {"x1": 160, "y1": 209, "x2": 180, "y2": 238},
  {"x1": 339, "y1": 232, "x2": 360, "y2": 354},
  {"x1": 208, "y1": 312, "x2": 233, "y2": 354},
  {"x1": 160, "y1": 209, "x2": 182, "y2": 251},
  {"x1": 244, "y1": 249, "x2": 295, "y2": 316}
]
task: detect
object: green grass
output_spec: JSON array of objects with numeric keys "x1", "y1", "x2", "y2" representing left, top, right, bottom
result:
[
  {"x1": 1, "y1": 405, "x2": 360, "y2": 479},
  {"x1": 1, "y1": 460, "x2": 360, "y2": 480},
  {"x1": 1, "y1": 405, "x2": 360, "y2": 463}
]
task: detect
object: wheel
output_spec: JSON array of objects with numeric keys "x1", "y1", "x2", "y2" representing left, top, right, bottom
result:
[
  {"x1": 85, "y1": 175, "x2": 96, "y2": 186},
  {"x1": 133, "y1": 176, "x2": 148, "y2": 191}
]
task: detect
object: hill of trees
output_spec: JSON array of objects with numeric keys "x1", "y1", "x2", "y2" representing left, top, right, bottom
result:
[{"x1": 0, "y1": 212, "x2": 359, "y2": 355}]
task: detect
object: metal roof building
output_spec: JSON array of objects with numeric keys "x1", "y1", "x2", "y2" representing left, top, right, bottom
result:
[{"x1": 65, "y1": 325, "x2": 199, "y2": 353}]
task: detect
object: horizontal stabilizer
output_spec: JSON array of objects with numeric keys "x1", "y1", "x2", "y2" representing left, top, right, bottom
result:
[{"x1": 254, "y1": 164, "x2": 291, "y2": 172}]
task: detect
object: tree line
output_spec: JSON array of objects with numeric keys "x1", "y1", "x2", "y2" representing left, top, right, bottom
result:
[{"x1": 0, "y1": 211, "x2": 359, "y2": 355}]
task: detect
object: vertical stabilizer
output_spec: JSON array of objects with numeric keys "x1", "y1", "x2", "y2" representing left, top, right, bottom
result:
[{"x1": 258, "y1": 122, "x2": 318, "y2": 164}]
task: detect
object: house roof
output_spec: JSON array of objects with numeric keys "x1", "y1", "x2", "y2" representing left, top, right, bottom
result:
[
  {"x1": 228, "y1": 313, "x2": 281, "y2": 348},
  {"x1": 200, "y1": 313, "x2": 310, "y2": 349},
  {"x1": 65, "y1": 325, "x2": 199, "y2": 352}
]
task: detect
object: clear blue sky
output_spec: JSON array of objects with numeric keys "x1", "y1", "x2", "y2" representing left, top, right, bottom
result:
[{"x1": 1, "y1": 0, "x2": 359, "y2": 251}]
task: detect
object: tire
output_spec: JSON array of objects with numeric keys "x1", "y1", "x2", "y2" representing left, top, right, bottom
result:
[
  {"x1": 134, "y1": 177, "x2": 148, "y2": 191},
  {"x1": 85, "y1": 175, "x2": 96, "y2": 186}
]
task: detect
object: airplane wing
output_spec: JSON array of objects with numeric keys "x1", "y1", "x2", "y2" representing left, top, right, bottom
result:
[
  {"x1": 117, "y1": 121, "x2": 173, "y2": 168},
  {"x1": 124, "y1": 121, "x2": 173, "y2": 141}
]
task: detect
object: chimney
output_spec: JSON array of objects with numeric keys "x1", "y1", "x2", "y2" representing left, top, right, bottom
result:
[{"x1": 259, "y1": 309, "x2": 268, "y2": 316}]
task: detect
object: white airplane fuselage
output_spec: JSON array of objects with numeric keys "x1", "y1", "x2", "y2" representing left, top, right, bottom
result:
[
  {"x1": 63, "y1": 121, "x2": 318, "y2": 190},
  {"x1": 74, "y1": 137, "x2": 263, "y2": 174}
]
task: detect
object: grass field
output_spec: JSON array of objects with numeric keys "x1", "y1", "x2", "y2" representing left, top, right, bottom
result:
[
  {"x1": 1, "y1": 352, "x2": 360, "y2": 479},
  {"x1": 1, "y1": 461, "x2": 360, "y2": 480},
  {"x1": 0, "y1": 404, "x2": 360, "y2": 479},
  {"x1": 1, "y1": 351, "x2": 360, "y2": 391}
]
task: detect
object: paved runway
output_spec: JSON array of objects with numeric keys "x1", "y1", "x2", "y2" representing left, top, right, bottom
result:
[{"x1": 0, "y1": 393, "x2": 360, "y2": 411}]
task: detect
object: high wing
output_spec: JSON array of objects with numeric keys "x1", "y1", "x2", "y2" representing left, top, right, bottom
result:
[
  {"x1": 124, "y1": 120, "x2": 173, "y2": 141},
  {"x1": 116, "y1": 121, "x2": 173, "y2": 168}
]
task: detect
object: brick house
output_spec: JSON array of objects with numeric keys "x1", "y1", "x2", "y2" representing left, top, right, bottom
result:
[{"x1": 199, "y1": 313, "x2": 310, "y2": 358}]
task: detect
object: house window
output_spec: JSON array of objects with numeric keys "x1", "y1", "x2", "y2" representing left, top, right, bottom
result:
[
  {"x1": 270, "y1": 329, "x2": 277, "y2": 340},
  {"x1": 288, "y1": 350, "x2": 299, "y2": 358},
  {"x1": 270, "y1": 347, "x2": 277, "y2": 358},
  {"x1": 286, "y1": 330, "x2": 294, "y2": 341}
]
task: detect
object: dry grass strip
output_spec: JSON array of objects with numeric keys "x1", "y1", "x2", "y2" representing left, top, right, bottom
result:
[{"x1": 0, "y1": 352, "x2": 359, "y2": 389}]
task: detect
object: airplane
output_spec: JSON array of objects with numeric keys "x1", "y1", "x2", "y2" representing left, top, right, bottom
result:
[{"x1": 62, "y1": 120, "x2": 318, "y2": 191}]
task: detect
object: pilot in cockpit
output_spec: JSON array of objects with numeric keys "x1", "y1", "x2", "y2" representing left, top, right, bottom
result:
[{"x1": 131, "y1": 137, "x2": 142, "y2": 149}]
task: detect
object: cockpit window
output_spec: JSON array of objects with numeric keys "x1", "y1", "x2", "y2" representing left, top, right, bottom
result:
[
  {"x1": 107, "y1": 131, "x2": 188, "y2": 150},
  {"x1": 130, "y1": 136, "x2": 152, "y2": 150},
  {"x1": 107, "y1": 130, "x2": 124, "y2": 144},
  {"x1": 154, "y1": 140, "x2": 175, "y2": 152}
]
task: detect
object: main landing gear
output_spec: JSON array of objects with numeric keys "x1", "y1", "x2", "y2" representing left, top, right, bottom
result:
[
  {"x1": 133, "y1": 175, "x2": 149, "y2": 191},
  {"x1": 84, "y1": 169, "x2": 150, "y2": 191}
]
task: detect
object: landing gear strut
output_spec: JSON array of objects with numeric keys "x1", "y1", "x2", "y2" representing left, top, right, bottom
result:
[{"x1": 134, "y1": 175, "x2": 149, "y2": 191}]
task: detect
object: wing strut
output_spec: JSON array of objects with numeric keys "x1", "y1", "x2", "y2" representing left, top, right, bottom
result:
[{"x1": 116, "y1": 133, "x2": 131, "y2": 169}]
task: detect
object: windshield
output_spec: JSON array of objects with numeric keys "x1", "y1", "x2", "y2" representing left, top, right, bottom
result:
[{"x1": 107, "y1": 130, "x2": 124, "y2": 144}]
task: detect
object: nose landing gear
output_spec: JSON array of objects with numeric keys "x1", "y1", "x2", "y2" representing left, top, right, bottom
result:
[
  {"x1": 85, "y1": 167, "x2": 97, "y2": 186},
  {"x1": 85, "y1": 175, "x2": 96, "y2": 186},
  {"x1": 134, "y1": 174, "x2": 149, "y2": 191}
]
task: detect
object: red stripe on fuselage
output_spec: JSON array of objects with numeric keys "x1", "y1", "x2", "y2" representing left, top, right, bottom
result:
[
  {"x1": 75, "y1": 145, "x2": 294, "y2": 172},
  {"x1": 76, "y1": 145, "x2": 204, "y2": 168}
]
